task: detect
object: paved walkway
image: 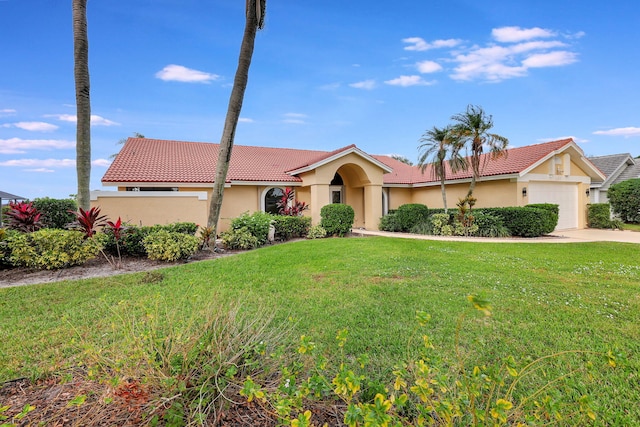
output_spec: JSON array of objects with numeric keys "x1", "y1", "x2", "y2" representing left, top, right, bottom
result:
[{"x1": 352, "y1": 228, "x2": 640, "y2": 244}]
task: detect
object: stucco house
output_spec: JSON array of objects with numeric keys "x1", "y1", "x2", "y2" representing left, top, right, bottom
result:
[
  {"x1": 588, "y1": 153, "x2": 640, "y2": 204},
  {"x1": 92, "y1": 137, "x2": 604, "y2": 232}
]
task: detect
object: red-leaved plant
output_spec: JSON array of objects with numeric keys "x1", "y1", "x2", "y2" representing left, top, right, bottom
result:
[
  {"x1": 276, "y1": 188, "x2": 309, "y2": 216},
  {"x1": 68, "y1": 207, "x2": 108, "y2": 239},
  {"x1": 104, "y1": 216, "x2": 125, "y2": 268},
  {"x1": 5, "y1": 201, "x2": 44, "y2": 232}
]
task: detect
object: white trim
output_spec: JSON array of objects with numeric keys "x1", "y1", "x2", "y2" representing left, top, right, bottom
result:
[
  {"x1": 231, "y1": 180, "x2": 302, "y2": 187},
  {"x1": 91, "y1": 191, "x2": 208, "y2": 201},
  {"x1": 519, "y1": 173, "x2": 591, "y2": 184},
  {"x1": 382, "y1": 188, "x2": 389, "y2": 216},
  {"x1": 287, "y1": 146, "x2": 393, "y2": 176},
  {"x1": 411, "y1": 173, "x2": 520, "y2": 188}
]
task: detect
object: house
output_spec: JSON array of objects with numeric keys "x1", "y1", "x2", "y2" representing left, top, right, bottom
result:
[
  {"x1": 92, "y1": 137, "x2": 604, "y2": 232},
  {"x1": 588, "y1": 153, "x2": 640, "y2": 204},
  {"x1": 0, "y1": 191, "x2": 27, "y2": 227}
]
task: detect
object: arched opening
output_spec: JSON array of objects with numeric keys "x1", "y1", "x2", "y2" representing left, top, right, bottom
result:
[{"x1": 330, "y1": 172, "x2": 344, "y2": 204}]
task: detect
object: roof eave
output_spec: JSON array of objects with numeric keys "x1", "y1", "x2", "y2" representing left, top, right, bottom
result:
[{"x1": 287, "y1": 146, "x2": 393, "y2": 176}]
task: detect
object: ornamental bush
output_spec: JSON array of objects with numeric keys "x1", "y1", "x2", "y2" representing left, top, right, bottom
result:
[
  {"x1": 306, "y1": 225, "x2": 327, "y2": 239},
  {"x1": 142, "y1": 230, "x2": 200, "y2": 262},
  {"x1": 378, "y1": 213, "x2": 403, "y2": 232},
  {"x1": 220, "y1": 226, "x2": 260, "y2": 250},
  {"x1": 480, "y1": 207, "x2": 557, "y2": 237},
  {"x1": 394, "y1": 203, "x2": 429, "y2": 232},
  {"x1": 473, "y1": 212, "x2": 511, "y2": 238},
  {"x1": 6, "y1": 229, "x2": 102, "y2": 270},
  {"x1": 32, "y1": 197, "x2": 77, "y2": 229},
  {"x1": 587, "y1": 203, "x2": 622, "y2": 229},
  {"x1": 271, "y1": 215, "x2": 311, "y2": 240},
  {"x1": 320, "y1": 204, "x2": 355, "y2": 236},
  {"x1": 608, "y1": 178, "x2": 640, "y2": 223},
  {"x1": 229, "y1": 211, "x2": 274, "y2": 246}
]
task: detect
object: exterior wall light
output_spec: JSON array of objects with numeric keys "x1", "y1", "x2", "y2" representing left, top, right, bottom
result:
[
  {"x1": 522, "y1": 187, "x2": 527, "y2": 197},
  {"x1": 586, "y1": 189, "x2": 590, "y2": 197}
]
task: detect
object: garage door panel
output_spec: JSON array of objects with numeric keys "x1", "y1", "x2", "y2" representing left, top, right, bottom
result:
[{"x1": 529, "y1": 182, "x2": 578, "y2": 230}]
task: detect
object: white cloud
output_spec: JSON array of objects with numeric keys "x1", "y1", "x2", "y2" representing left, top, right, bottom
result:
[
  {"x1": 0, "y1": 138, "x2": 75, "y2": 154},
  {"x1": 319, "y1": 82, "x2": 341, "y2": 90},
  {"x1": 8, "y1": 121, "x2": 59, "y2": 132},
  {"x1": 282, "y1": 112, "x2": 307, "y2": 124},
  {"x1": 0, "y1": 158, "x2": 76, "y2": 167},
  {"x1": 0, "y1": 108, "x2": 17, "y2": 116},
  {"x1": 92, "y1": 158, "x2": 111, "y2": 167},
  {"x1": 238, "y1": 117, "x2": 254, "y2": 123},
  {"x1": 155, "y1": 64, "x2": 220, "y2": 83},
  {"x1": 522, "y1": 51, "x2": 578, "y2": 68},
  {"x1": 538, "y1": 136, "x2": 589, "y2": 143},
  {"x1": 46, "y1": 114, "x2": 120, "y2": 126},
  {"x1": 384, "y1": 75, "x2": 434, "y2": 87},
  {"x1": 402, "y1": 37, "x2": 462, "y2": 51},
  {"x1": 593, "y1": 127, "x2": 640, "y2": 137},
  {"x1": 416, "y1": 60, "x2": 443, "y2": 73},
  {"x1": 492, "y1": 26, "x2": 556, "y2": 43},
  {"x1": 25, "y1": 168, "x2": 55, "y2": 173},
  {"x1": 349, "y1": 79, "x2": 376, "y2": 90}
]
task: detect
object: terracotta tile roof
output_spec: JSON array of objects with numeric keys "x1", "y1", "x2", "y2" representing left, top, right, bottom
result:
[
  {"x1": 376, "y1": 138, "x2": 575, "y2": 185},
  {"x1": 102, "y1": 137, "x2": 576, "y2": 186}
]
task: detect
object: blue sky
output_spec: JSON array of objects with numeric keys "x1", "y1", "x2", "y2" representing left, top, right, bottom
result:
[{"x1": 1, "y1": 0, "x2": 639, "y2": 200}]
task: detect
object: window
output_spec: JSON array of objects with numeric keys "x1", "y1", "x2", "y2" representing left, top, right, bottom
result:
[{"x1": 263, "y1": 187, "x2": 285, "y2": 214}]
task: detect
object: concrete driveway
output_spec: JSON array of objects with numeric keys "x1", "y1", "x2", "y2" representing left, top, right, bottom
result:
[{"x1": 353, "y1": 228, "x2": 640, "y2": 244}]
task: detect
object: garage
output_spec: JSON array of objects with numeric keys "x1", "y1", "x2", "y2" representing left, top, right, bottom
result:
[{"x1": 528, "y1": 182, "x2": 578, "y2": 230}]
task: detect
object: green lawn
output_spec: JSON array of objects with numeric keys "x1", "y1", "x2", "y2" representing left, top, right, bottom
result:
[
  {"x1": 623, "y1": 222, "x2": 640, "y2": 232},
  {"x1": 1, "y1": 237, "x2": 639, "y2": 424}
]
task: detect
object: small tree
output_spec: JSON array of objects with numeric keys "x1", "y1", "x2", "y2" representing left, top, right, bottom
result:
[{"x1": 608, "y1": 178, "x2": 640, "y2": 223}]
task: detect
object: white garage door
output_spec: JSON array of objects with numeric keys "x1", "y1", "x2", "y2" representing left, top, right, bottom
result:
[{"x1": 528, "y1": 182, "x2": 578, "y2": 230}]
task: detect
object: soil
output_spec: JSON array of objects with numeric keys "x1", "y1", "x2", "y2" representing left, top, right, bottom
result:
[{"x1": 0, "y1": 247, "x2": 234, "y2": 289}]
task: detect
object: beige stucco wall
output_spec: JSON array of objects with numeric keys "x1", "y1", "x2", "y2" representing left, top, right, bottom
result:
[{"x1": 410, "y1": 179, "x2": 519, "y2": 209}]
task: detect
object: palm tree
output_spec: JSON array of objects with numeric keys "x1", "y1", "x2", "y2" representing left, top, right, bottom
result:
[
  {"x1": 72, "y1": 0, "x2": 91, "y2": 210},
  {"x1": 207, "y1": 0, "x2": 266, "y2": 238},
  {"x1": 417, "y1": 126, "x2": 465, "y2": 213},
  {"x1": 451, "y1": 105, "x2": 509, "y2": 197}
]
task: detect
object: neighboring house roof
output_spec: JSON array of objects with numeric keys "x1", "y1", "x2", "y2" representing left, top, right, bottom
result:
[
  {"x1": 103, "y1": 137, "x2": 602, "y2": 187},
  {"x1": 588, "y1": 153, "x2": 640, "y2": 189},
  {"x1": 0, "y1": 191, "x2": 26, "y2": 200}
]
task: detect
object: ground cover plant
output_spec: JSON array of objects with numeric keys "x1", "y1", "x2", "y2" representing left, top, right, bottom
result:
[{"x1": 1, "y1": 238, "x2": 638, "y2": 425}]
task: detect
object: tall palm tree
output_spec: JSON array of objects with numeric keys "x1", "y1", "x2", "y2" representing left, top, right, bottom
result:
[
  {"x1": 417, "y1": 126, "x2": 465, "y2": 213},
  {"x1": 451, "y1": 105, "x2": 509, "y2": 197},
  {"x1": 72, "y1": 0, "x2": 91, "y2": 210},
  {"x1": 207, "y1": 0, "x2": 266, "y2": 237}
]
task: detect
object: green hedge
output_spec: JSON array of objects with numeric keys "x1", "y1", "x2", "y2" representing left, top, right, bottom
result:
[
  {"x1": 480, "y1": 207, "x2": 557, "y2": 237},
  {"x1": 320, "y1": 204, "x2": 355, "y2": 236},
  {"x1": 271, "y1": 215, "x2": 311, "y2": 240},
  {"x1": 608, "y1": 178, "x2": 640, "y2": 223},
  {"x1": 587, "y1": 203, "x2": 621, "y2": 229},
  {"x1": 32, "y1": 197, "x2": 77, "y2": 229},
  {"x1": 394, "y1": 204, "x2": 429, "y2": 232},
  {"x1": 5, "y1": 229, "x2": 102, "y2": 270},
  {"x1": 143, "y1": 230, "x2": 200, "y2": 261}
]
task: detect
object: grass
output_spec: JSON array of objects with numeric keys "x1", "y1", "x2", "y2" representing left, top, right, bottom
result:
[
  {"x1": 1, "y1": 236, "x2": 639, "y2": 424},
  {"x1": 623, "y1": 222, "x2": 640, "y2": 231}
]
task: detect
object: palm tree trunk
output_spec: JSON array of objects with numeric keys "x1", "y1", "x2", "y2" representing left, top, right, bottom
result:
[
  {"x1": 207, "y1": 0, "x2": 261, "y2": 235},
  {"x1": 440, "y1": 175, "x2": 448, "y2": 213},
  {"x1": 73, "y1": 0, "x2": 91, "y2": 210}
]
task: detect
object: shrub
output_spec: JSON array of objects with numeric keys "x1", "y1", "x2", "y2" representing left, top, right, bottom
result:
[
  {"x1": 394, "y1": 203, "x2": 429, "y2": 232},
  {"x1": 320, "y1": 204, "x2": 355, "y2": 236},
  {"x1": 526, "y1": 203, "x2": 559, "y2": 217},
  {"x1": 4, "y1": 201, "x2": 44, "y2": 232},
  {"x1": 587, "y1": 203, "x2": 620, "y2": 229},
  {"x1": 378, "y1": 213, "x2": 403, "y2": 232},
  {"x1": 67, "y1": 207, "x2": 108, "y2": 238},
  {"x1": 151, "y1": 222, "x2": 198, "y2": 235},
  {"x1": 608, "y1": 178, "x2": 640, "y2": 223},
  {"x1": 473, "y1": 212, "x2": 511, "y2": 237},
  {"x1": 229, "y1": 212, "x2": 274, "y2": 246},
  {"x1": 276, "y1": 187, "x2": 309, "y2": 216},
  {"x1": 0, "y1": 229, "x2": 16, "y2": 268},
  {"x1": 32, "y1": 197, "x2": 77, "y2": 229},
  {"x1": 220, "y1": 226, "x2": 260, "y2": 250},
  {"x1": 306, "y1": 225, "x2": 327, "y2": 239},
  {"x1": 112, "y1": 225, "x2": 154, "y2": 257},
  {"x1": 409, "y1": 220, "x2": 433, "y2": 235},
  {"x1": 6, "y1": 229, "x2": 102, "y2": 270},
  {"x1": 271, "y1": 215, "x2": 311, "y2": 240},
  {"x1": 429, "y1": 213, "x2": 454, "y2": 236},
  {"x1": 142, "y1": 230, "x2": 200, "y2": 262},
  {"x1": 481, "y1": 207, "x2": 557, "y2": 237}
]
